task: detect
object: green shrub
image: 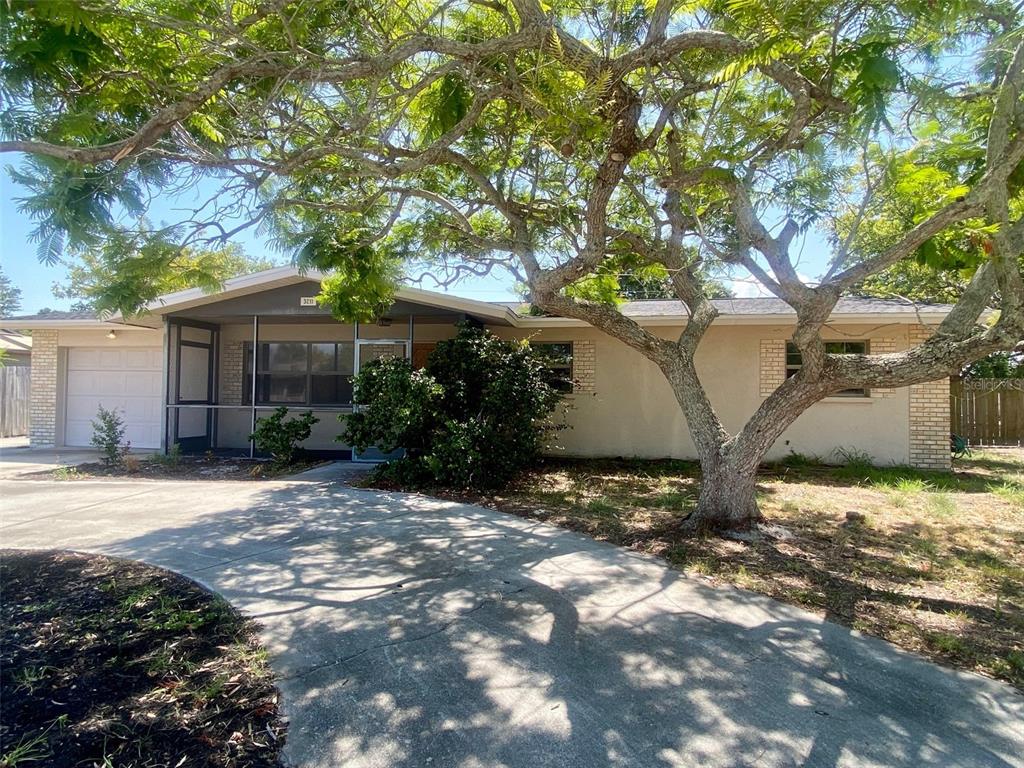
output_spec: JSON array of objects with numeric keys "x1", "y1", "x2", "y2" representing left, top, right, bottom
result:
[
  {"x1": 343, "y1": 324, "x2": 563, "y2": 489},
  {"x1": 91, "y1": 405, "x2": 129, "y2": 467},
  {"x1": 152, "y1": 442, "x2": 182, "y2": 467},
  {"x1": 344, "y1": 357, "x2": 443, "y2": 460},
  {"x1": 250, "y1": 407, "x2": 319, "y2": 466}
]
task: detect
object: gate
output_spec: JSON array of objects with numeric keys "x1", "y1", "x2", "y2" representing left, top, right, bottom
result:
[{"x1": 950, "y1": 378, "x2": 1024, "y2": 446}]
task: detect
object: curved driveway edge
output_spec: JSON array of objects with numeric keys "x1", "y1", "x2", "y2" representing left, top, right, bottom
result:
[{"x1": 1, "y1": 475, "x2": 1021, "y2": 767}]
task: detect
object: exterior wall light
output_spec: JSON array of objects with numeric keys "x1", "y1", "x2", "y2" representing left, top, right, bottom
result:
[{"x1": 106, "y1": 330, "x2": 117, "y2": 340}]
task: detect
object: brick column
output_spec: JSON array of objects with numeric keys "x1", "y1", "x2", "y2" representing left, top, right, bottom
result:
[
  {"x1": 573, "y1": 340, "x2": 595, "y2": 392},
  {"x1": 221, "y1": 340, "x2": 244, "y2": 405},
  {"x1": 908, "y1": 325, "x2": 951, "y2": 470},
  {"x1": 29, "y1": 329, "x2": 58, "y2": 447},
  {"x1": 759, "y1": 339, "x2": 786, "y2": 397}
]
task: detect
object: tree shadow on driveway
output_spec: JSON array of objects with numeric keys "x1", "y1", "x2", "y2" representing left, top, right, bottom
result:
[{"x1": 78, "y1": 481, "x2": 1024, "y2": 767}]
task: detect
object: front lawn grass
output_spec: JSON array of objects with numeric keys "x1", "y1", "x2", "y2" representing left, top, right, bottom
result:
[
  {"x1": 0, "y1": 550, "x2": 285, "y2": 767},
  {"x1": 373, "y1": 448, "x2": 1024, "y2": 689}
]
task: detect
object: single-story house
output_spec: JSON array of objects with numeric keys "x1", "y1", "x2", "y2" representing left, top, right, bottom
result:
[{"x1": 2, "y1": 266, "x2": 952, "y2": 469}]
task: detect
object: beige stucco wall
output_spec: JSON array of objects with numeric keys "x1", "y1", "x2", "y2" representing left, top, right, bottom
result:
[
  {"x1": 57, "y1": 328, "x2": 163, "y2": 348},
  {"x1": 492, "y1": 322, "x2": 927, "y2": 466}
]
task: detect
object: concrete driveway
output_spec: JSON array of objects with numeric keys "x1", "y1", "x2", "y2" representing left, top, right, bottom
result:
[
  {"x1": 1, "y1": 472, "x2": 1021, "y2": 768},
  {"x1": 0, "y1": 442, "x2": 156, "y2": 479}
]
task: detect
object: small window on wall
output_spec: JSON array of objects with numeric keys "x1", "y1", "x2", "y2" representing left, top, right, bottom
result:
[
  {"x1": 786, "y1": 341, "x2": 868, "y2": 397},
  {"x1": 532, "y1": 342, "x2": 574, "y2": 393},
  {"x1": 243, "y1": 341, "x2": 355, "y2": 406}
]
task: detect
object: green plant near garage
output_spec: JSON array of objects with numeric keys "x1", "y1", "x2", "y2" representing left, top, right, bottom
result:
[
  {"x1": 343, "y1": 325, "x2": 563, "y2": 490},
  {"x1": 91, "y1": 405, "x2": 129, "y2": 467},
  {"x1": 250, "y1": 407, "x2": 319, "y2": 467}
]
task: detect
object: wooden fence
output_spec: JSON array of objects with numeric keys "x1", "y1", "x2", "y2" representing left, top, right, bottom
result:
[
  {"x1": 950, "y1": 378, "x2": 1024, "y2": 446},
  {"x1": 0, "y1": 364, "x2": 30, "y2": 438}
]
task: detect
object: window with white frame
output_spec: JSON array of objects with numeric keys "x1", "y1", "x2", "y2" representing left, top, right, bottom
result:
[
  {"x1": 243, "y1": 341, "x2": 355, "y2": 405},
  {"x1": 785, "y1": 340, "x2": 869, "y2": 397}
]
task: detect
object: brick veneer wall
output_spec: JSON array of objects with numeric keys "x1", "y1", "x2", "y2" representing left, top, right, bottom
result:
[
  {"x1": 759, "y1": 339, "x2": 786, "y2": 397},
  {"x1": 573, "y1": 340, "x2": 595, "y2": 392},
  {"x1": 869, "y1": 338, "x2": 897, "y2": 398},
  {"x1": 908, "y1": 325, "x2": 951, "y2": 470},
  {"x1": 29, "y1": 329, "x2": 58, "y2": 447},
  {"x1": 221, "y1": 340, "x2": 244, "y2": 405},
  {"x1": 760, "y1": 337, "x2": 898, "y2": 399}
]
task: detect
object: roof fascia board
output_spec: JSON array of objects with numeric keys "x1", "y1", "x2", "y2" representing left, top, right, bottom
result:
[
  {"x1": 141, "y1": 267, "x2": 317, "y2": 316},
  {"x1": 394, "y1": 286, "x2": 520, "y2": 324}
]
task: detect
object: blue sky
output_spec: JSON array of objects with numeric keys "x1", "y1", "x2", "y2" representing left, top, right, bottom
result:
[{"x1": 1, "y1": 155, "x2": 832, "y2": 314}]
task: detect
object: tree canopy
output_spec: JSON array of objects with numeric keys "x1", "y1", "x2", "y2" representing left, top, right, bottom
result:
[
  {"x1": 0, "y1": 267, "x2": 22, "y2": 317},
  {"x1": 2, "y1": 0, "x2": 1022, "y2": 527},
  {"x1": 51, "y1": 241, "x2": 280, "y2": 312}
]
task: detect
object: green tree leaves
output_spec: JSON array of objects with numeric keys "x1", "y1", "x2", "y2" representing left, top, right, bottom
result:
[
  {"x1": 53, "y1": 241, "x2": 279, "y2": 313},
  {"x1": 422, "y1": 74, "x2": 473, "y2": 141}
]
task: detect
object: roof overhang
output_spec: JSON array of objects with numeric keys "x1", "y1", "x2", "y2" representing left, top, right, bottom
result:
[{"x1": 134, "y1": 266, "x2": 522, "y2": 325}]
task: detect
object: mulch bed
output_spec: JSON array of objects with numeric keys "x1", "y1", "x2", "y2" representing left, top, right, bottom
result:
[
  {"x1": 0, "y1": 550, "x2": 286, "y2": 767},
  {"x1": 28, "y1": 454, "x2": 327, "y2": 481}
]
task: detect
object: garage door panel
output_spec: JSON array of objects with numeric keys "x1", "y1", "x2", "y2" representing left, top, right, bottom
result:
[
  {"x1": 66, "y1": 371, "x2": 104, "y2": 396},
  {"x1": 67, "y1": 348, "x2": 104, "y2": 369},
  {"x1": 95, "y1": 372, "x2": 130, "y2": 395},
  {"x1": 64, "y1": 419, "x2": 94, "y2": 448},
  {"x1": 65, "y1": 346, "x2": 162, "y2": 449},
  {"x1": 122, "y1": 398, "x2": 161, "y2": 421},
  {"x1": 125, "y1": 371, "x2": 161, "y2": 391},
  {"x1": 123, "y1": 348, "x2": 162, "y2": 369}
]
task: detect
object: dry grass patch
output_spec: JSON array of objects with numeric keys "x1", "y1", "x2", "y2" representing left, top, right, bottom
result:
[{"x1": 386, "y1": 449, "x2": 1024, "y2": 689}]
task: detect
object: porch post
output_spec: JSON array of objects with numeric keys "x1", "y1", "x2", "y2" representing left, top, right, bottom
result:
[
  {"x1": 353, "y1": 319, "x2": 359, "y2": 373},
  {"x1": 249, "y1": 314, "x2": 259, "y2": 458},
  {"x1": 408, "y1": 314, "x2": 414, "y2": 361},
  {"x1": 161, "y1": 317, "x2": 171, "y2": 454}
]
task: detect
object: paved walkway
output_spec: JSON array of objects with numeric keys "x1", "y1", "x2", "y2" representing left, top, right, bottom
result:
[{"x1": 1, "y1": 471, "x2": 1021, "y2": 767}]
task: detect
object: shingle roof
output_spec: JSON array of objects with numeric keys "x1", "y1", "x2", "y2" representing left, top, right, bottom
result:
[
  {"x1": 1, "y1": 309, "x2": 99, "y2": 322},
  {"x1": 495, "y1": 296, "x2": 953, "y2": 317},
  {"x1": 621, "y1": 296, "x2": 953, "y2": 317}
]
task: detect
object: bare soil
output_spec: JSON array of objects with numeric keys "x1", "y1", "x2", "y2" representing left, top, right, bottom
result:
[{"x1": 0, "y1": 550, "x2": 286, "y2": 767}]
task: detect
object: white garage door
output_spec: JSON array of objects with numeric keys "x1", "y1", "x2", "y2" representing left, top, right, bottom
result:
[{"x1": 65, "y1": 347, "x2": 163, "y2": 449}]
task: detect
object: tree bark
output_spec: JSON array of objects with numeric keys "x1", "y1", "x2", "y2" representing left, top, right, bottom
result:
[{"x1": 691, "y1": 454, "x2": 761, "y2": 532}]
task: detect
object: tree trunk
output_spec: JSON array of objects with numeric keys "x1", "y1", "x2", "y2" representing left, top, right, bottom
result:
[{"x1": 688, "y1": 456, "x2": 761, "y2": 532}]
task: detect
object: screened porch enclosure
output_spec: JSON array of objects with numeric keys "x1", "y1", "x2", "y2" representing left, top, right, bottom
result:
[{"x1": 161, "y1": 282, "x2": 485, "y2": 458}]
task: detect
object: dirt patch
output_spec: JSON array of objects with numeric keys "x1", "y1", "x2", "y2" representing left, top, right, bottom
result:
[
  {"x1": 360, "y1": 448, "x2": 1024, "y2": 689},
  {"x1": 26, "y1": 454, "x2": 328, "y2": 482},
  {"x1": 0, "y1": 550, "x2": 285, "y2": 766}
]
